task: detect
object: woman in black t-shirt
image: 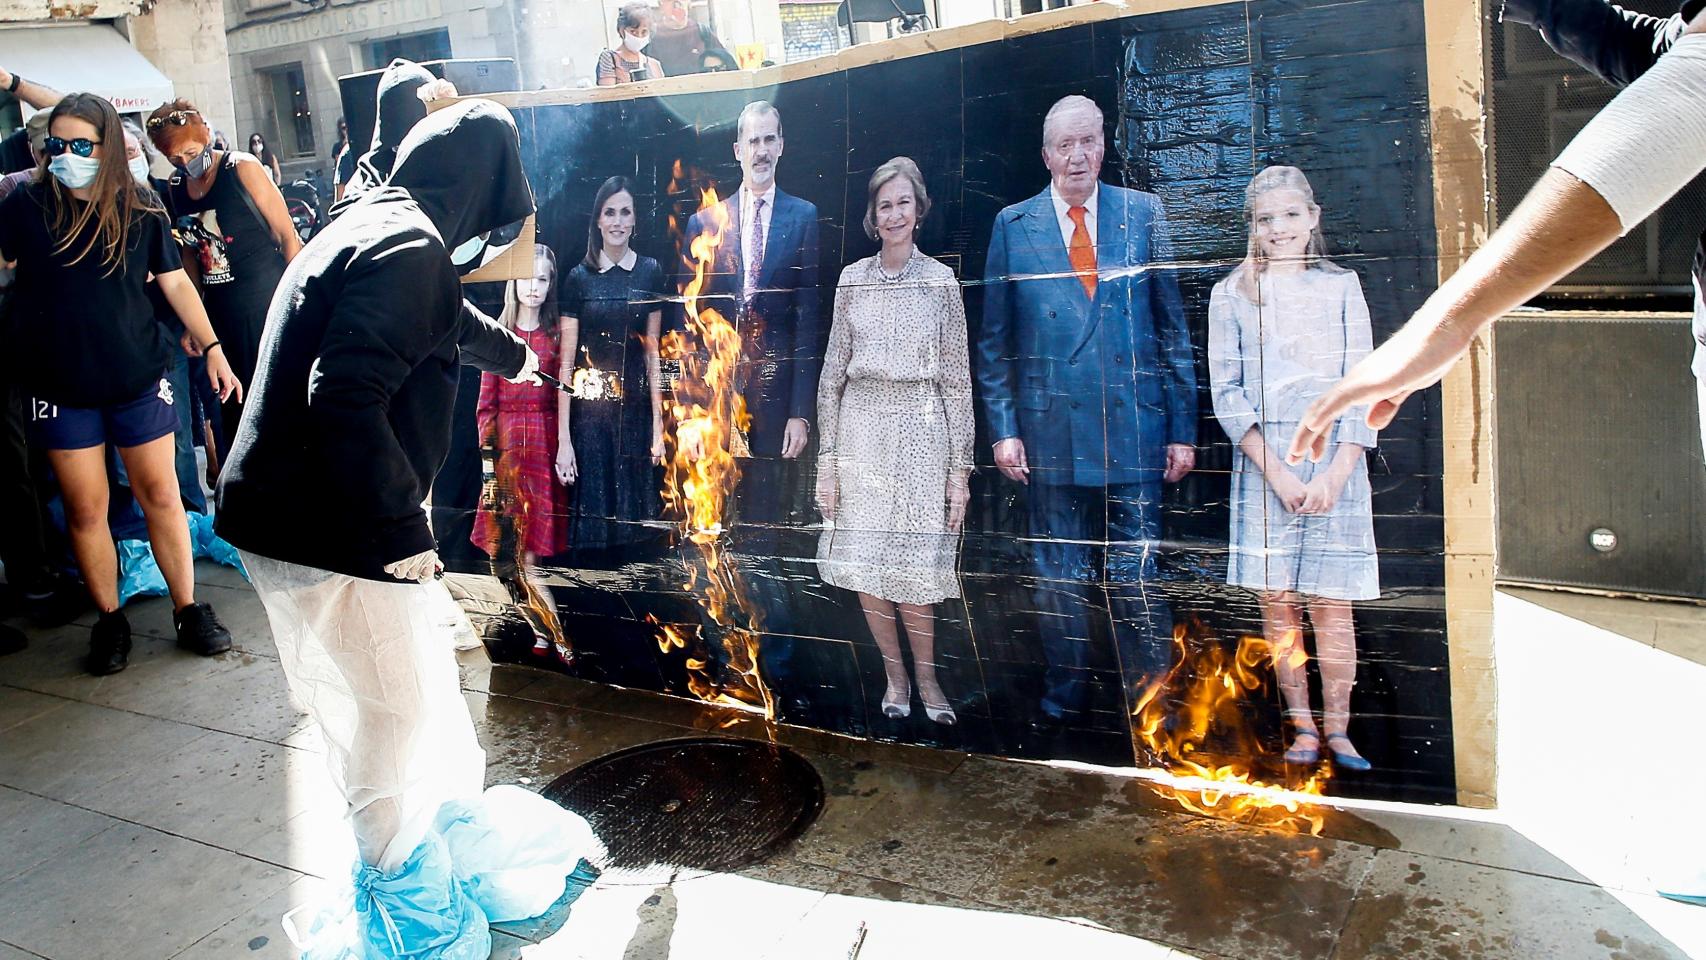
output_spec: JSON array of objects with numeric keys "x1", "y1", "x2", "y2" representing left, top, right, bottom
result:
[
  {"x1": 150, "y1": 99, "x2": 301, "y2": 459},
  {"x1": 0, "y1": 93, "x2": 243, "y2": 677}
]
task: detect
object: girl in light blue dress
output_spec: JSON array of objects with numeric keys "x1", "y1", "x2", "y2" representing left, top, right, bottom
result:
[{"x1": 1208, "y1": 166, "x2": 1379, "y2": 772}]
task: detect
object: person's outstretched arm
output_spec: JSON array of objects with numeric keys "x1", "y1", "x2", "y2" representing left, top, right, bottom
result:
[
  {"x1": 1501, "y1": 0, "x2": 1698, "y2": 87},
  {"x1": 1290, "y1": 28, "x2": 1706, "y2": 463}
]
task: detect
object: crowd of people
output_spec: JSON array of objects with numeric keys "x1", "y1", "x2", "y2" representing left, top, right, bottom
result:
[{"x1": 0, "y1": 58, "x2": 464, "y2": 671}]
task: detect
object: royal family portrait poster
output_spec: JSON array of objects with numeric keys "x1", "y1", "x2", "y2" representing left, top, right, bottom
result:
[{"x1": 436, "y1": 0, "x2": 1469, "y2": 806}]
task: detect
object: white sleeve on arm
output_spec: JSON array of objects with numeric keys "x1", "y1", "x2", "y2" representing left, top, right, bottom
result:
[{"x1": 1552, "y1": 33, "x2": 1706, "y2": 234}]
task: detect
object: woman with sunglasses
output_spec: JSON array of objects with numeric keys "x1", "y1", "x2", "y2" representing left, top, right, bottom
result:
[
  {"x1": 147, "y1": 99, "x2": 301, "y2": 458},
  {"x1": 0, "y1": 93, "x2": 242, "y2": 675}
]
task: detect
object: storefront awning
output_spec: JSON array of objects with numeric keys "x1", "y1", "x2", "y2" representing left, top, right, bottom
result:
[{"x1": 0, "y1": 23, "x2": 174, "y2": 116}]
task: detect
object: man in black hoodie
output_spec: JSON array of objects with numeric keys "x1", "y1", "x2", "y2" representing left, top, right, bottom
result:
[{"x1": 215, "y1": 101, "x2": 538, "y2": 888}]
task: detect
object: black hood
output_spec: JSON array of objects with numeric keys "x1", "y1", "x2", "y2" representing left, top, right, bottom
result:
[
  {"x1": 371, "y1": 58, "x2": 434, "y2": 156},
  {"x1": 387, "y1": 99, "x2": 534, "y2": 249}
]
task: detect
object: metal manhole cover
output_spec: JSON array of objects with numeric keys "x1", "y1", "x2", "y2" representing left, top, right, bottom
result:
[{"x1": 542, "y1": 737, "x2": 824, "y2": 884}]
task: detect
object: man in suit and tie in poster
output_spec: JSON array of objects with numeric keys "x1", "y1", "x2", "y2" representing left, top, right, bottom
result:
[
  {"x1": 680, "y1": 100, "x2": 829, "y2": 717},
  {"x1": 683, "y1": 100, "x2": 823, "y2": 549},
  {"x1": 977, "y1": 94, "x2": 1199, "y2": 735}
]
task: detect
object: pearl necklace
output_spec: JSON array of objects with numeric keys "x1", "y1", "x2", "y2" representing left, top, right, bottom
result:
[{"x1": 876, "y1": 253, "x2": 912, "y2": 283}]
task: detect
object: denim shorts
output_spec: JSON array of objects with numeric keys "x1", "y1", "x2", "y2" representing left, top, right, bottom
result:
[{"x1": 27, "y1": 377, "x2": 178, "y2": 451}]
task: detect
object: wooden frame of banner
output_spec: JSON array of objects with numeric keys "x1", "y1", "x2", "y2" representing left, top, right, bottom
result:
[{"x1": 466, "y1": 0, "x2": 1499, "y2": 807}]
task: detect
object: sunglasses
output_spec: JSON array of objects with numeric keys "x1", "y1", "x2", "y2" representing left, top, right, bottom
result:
[
  {"x1": 43, "y1": 136, "x2": 96, "y2": 158},
  {"x1": 145, "y1": 110, "x2": 199, "y2": 131}
]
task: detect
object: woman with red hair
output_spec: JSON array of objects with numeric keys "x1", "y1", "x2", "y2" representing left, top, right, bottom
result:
[{"x1": 146, "y1": 99, "x2": 300, "y2": 458}]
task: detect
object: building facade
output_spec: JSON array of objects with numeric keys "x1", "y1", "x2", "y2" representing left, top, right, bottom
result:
[
  {"x1": 0, "y1": 0, "x2": 233, "y2": 137},
  {"x1": 221, "y1": 0, "x2": 1007, "y2": 181}
]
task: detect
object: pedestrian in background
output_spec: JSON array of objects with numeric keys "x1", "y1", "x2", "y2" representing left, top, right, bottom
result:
[
  {"x1": 651, "y1": 0, "x2": 735, "y2": 76},
  {"x1": 598, "y1": 2, "x2": 668, "y2": 85},
  {"x1": 248, "y1": 132, "x2": 283, "y2": 184}
]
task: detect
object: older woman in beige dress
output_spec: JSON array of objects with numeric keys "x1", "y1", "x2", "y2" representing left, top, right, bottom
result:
[{"x1": 815, "y1": 157, "x2": 974, "y2": 726}]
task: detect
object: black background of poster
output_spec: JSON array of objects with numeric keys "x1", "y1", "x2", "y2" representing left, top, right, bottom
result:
[{"x1": 443, "y1": 0, "x2": 1454, "y2": 803}]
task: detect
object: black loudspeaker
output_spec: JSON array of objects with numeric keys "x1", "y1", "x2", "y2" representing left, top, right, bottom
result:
[
  {"x1": 337, "y1": 58, "x2": 520, "y2": 158},
  {"x1": 1495, "y1": 316, "x2": 1706, "y2": 599}
]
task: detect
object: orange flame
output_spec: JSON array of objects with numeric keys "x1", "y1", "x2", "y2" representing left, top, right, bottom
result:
[
  {"x1": 491, "y1": 443, "x2": 572, "y2": 663},
  {"x1": 1132, "y1": 624, "x2": 1330, "y2": 834},
  {"x1": 653, "y1": 169, "x2": 773, "y2": 719}
]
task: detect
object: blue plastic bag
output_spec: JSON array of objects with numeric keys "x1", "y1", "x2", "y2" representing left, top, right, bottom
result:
[
  {"x1": 435, "y1": 784, "x2": 603, "y2": 923},
  {"x1": 115, "y1": 513, "x2": 248, "y2": 607}
]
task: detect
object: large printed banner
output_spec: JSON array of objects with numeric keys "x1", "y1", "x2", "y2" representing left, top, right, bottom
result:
[{"x1": 439, "y1": 0, "x2": 1456, "y2": 806}]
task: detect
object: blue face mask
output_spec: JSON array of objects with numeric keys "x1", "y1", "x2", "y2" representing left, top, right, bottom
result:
[
  {"x1": 128, "y1": 155, "x2": 151, "y2": 185},
  {"x1": 179, "y1": 146, "x2": 213, "y2": 179},
  {"x1": 451, "y1": 233, "x2": 488, "y2": 265},
  {"x1": 48, "y1": 153, "x2": 100, "y2": 190}
]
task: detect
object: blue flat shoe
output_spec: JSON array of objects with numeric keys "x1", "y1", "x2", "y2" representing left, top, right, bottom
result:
[
  {"x1": 1283, "y1": 731, "x2": 1321, "y2": 765},
  {"x1": 1326, "y1": 734, "x2": 1372, "y2": 772}
]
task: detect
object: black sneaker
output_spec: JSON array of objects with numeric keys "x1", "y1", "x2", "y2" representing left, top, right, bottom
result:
[
  {"x1": 174, "y1": 601, "x2": 232, "y2": 656},
  {"x1": 87, "y1": 611, "x2": 131, "y2": 675}
]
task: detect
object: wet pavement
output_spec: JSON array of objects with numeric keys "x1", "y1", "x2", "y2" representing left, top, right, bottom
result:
[{"x1": 2, "y1": 562, "x2": 1704, "y2": 959}]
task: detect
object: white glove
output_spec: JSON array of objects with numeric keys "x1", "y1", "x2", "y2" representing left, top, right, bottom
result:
[
  {"x1": 506, "y1": 347, "x2": 542, "y2": 385},
  {"x1": 383, "y1": 548, "x2": 442, "y2": 583}
]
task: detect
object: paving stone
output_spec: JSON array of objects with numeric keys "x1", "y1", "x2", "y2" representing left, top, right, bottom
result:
[
  {"x1": 0, "y1": 941, "x2": 45, "y2": 959},
  {"x1": 757, "y1": 882, "x2": 1176, "y2": 960},
  {"x1": 168, "y1": 874, "x2": 318, "y2": 959},
  {"x1": 70, "y1": 729, "x2": 333, "y2": 855},
  {"x1": 1334, "y1": 849, "x2": 1694, "y2": 960},
  {"x1": 0, "y1": 787, "x2": 118, "y2": 884},
  {"x1": 0, "y1": 823, "x2": 296, "y2": 960},
  {"x1": 786, "y1": 753, "x2": 1057, "y2": 900},
  {"x1": 980, "y1": 788, "x2": 1375, "y2": 959},
  {"x1": 241, "y1": 801, "x2": 360, "y2": 880},
  {"x1": 0, "y1": 699, "x2": 214, "y2": 802},
  {"x1": 0, "y1": 689, "x2": 68, "y2": 736},
  {"x1": 1318, "y1": 806, "x2": 1586, "y2": 884},
  {"x1": 516, "y1": 872, "x2": 824, "y2": 959}
]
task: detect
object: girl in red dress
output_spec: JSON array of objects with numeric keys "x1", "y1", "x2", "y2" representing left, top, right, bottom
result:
[{"x1": 472, "y1": 245, "x2": 568, "y2": 607}]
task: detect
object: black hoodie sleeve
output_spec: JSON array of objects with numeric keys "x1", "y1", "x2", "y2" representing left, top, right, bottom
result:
[
  {"x1": 304, "y1": 235, "x2": 448, "y2": 563},
  {"x1": 1500, "y1": 0, "x2": 1696, "y2": 87},
  {"x1": 455, "y1": 298, "x2": 528, "y2": 377}
]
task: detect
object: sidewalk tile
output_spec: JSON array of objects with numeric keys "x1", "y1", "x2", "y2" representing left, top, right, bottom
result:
[
  {"x1": 1333, "y1": 849, "x2": 1692, "y2": 960},
  {"x1": 0, "y1": 700, "x2": 212, "y2": 802},
  {"x1": 0, "y1": 823, "x2": 295, "y2": 960},
  {"x1": 0, "y1": 787, "x2": 116, "y2": 883}
]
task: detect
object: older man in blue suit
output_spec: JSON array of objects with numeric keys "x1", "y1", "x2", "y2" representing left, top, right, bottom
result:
[{"x1": 978, "y1": 94, "x2": 1199, "y2": 727}]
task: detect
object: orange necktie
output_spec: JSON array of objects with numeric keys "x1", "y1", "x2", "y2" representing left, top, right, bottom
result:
[{"x1": 1067, "y1": 205, "x2": 1097, "y2": 300}]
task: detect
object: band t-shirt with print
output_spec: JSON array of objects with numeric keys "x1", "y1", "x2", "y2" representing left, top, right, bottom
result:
[{"x1": 0, "y1": 181, "x2": 183, "y2": 408}]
